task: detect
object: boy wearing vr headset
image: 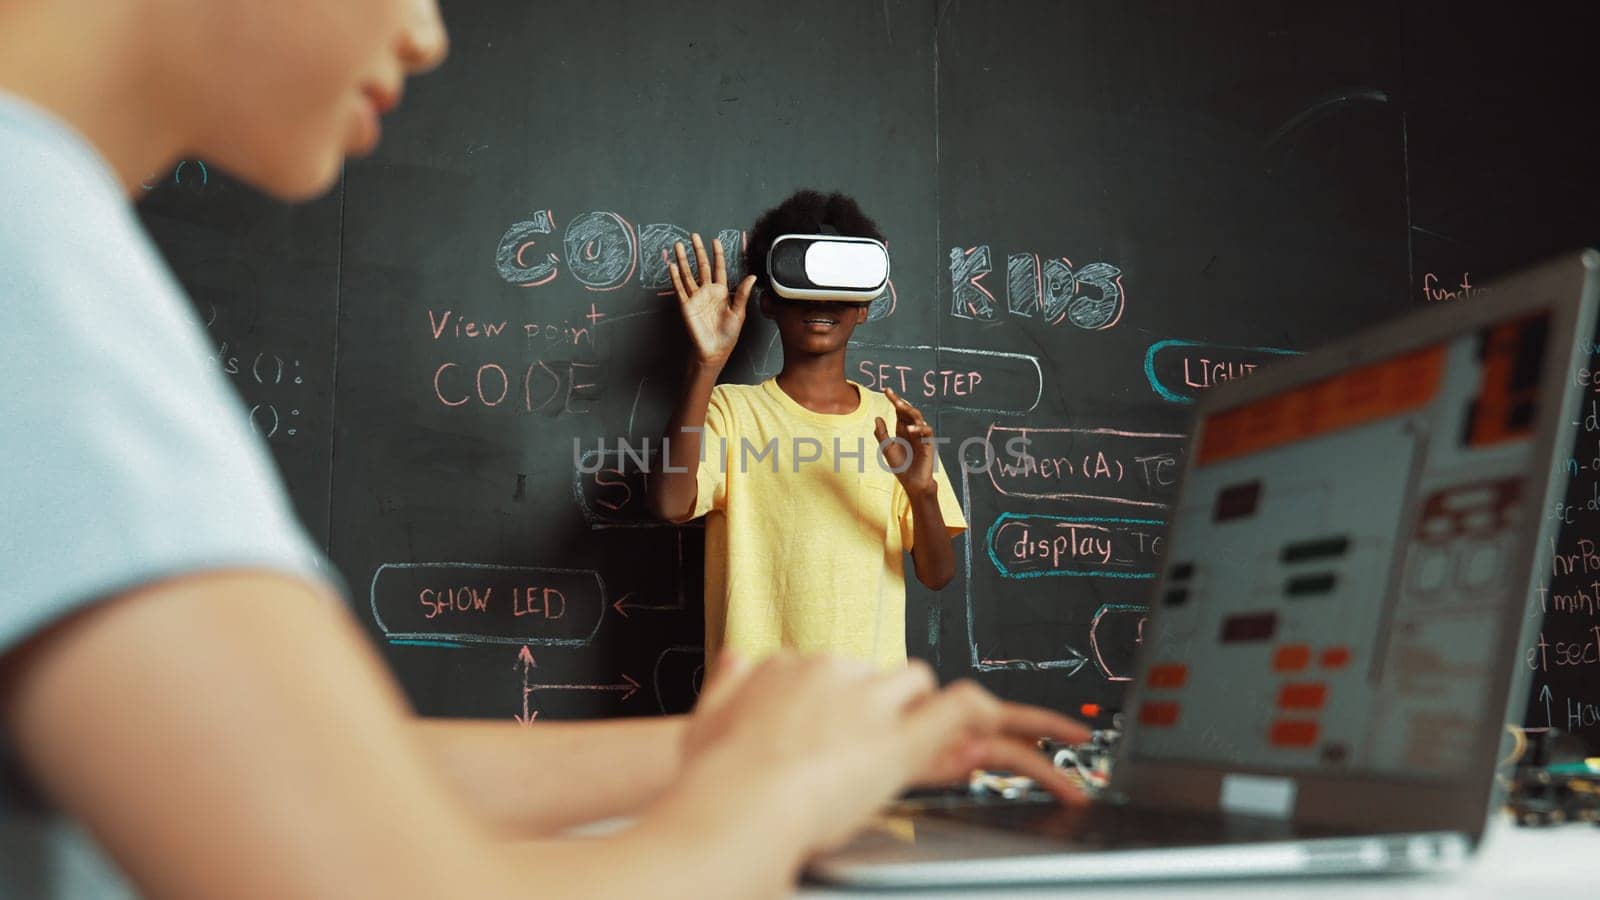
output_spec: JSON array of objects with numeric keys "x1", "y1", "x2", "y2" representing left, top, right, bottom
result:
[{"x1": 652, "y1": 190, "x2": 966, "y2": 670}]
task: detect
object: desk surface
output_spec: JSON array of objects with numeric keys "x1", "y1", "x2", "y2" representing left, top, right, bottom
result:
[{"x1": 799, "y1": 815, "x2": 1589, "y2": 897}]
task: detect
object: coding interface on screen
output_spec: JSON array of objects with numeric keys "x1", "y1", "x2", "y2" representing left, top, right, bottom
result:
[{"x1": 1134, "y1": 313, "x2": 1550, "y2": 777}]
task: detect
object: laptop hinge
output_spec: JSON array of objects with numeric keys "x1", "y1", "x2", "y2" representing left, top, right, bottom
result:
[{"x1": 1219, "y1": 774, "x2": 1296, "y2": 819}]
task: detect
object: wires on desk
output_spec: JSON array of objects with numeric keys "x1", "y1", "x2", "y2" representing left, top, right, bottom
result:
[{"x1": 1503, "y1": 725, "x2": 1600, "y2": 827}]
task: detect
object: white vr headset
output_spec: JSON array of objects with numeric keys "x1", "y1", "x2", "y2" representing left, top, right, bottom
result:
[{"x1": 766, "y1": 232, "x2": 890, "y2": 303}]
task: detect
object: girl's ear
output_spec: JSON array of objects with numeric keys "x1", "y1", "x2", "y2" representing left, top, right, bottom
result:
[
  {"x1": 855, "y1": 305, "x2": 869, "y2": 324},
  {"x1": 758, "y1": 291, "x2": 775, "y2": 320}
]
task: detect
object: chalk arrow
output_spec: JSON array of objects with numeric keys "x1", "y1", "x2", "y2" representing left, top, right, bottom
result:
[
  {"x1": 526, "y1": 673, "x2": 642, "y2": 703},
  {"x1": 514, "y1": 645, "x2": 539, "y2": 727},
  {"x1": 611, "y1": 591, "x2": 682, "y2": 618},
  {"x1": 976, "y1": 645, "x2": 1089, "y2": 676},
  {"x1": 1540, "y1": 684, "x2": 1554, "y2": 730},
  {"x1": 1039, "y1": 644, "x2": 1090, "y2": 677}
]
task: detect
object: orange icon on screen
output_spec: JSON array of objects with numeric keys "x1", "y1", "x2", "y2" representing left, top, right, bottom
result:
[
  {"x1": 1277, "y1": 682, "x2": 1327, "y2": 710},
  {"x1": 1320, "y1": 646, "x2": 1351, "y2": 669},
  {"x1": 1270, "y1": 719, "x2": 1319, "y2": 747},
  {"x1": 1146, "y1": 663, "x2": 1188, "y2": 688},
  {"x1": 1139, "y1": 702, "x2": 1180, "y2": 727},
  {"x1": 1273, "y1": 644, "x2": 1312, "y2": 672}
]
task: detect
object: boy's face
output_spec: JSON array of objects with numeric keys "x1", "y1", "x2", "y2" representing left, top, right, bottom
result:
[
  {"x1": 761, "y1": 293, "x2": 871, "y2": 356},
  {"x1": 166, "y1": 0, "x2": 448, "y2": 201}
]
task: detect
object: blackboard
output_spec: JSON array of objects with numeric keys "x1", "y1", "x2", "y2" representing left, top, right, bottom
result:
[
  {"x1": 138, "y1": 165, "x2": 341, "y2": 547},
  {"x1": 1399, "y1": 1, "x2": 1600, "y2": 743},
  {"x1": 932, "y1": 0, "x2": 1408, "y2": 718},
  {"x1": 139, "y1": 0, "x2": 1600, "y2": 749}
]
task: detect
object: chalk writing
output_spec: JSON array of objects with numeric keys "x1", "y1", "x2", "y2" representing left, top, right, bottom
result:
[
  {"x1": 246, "y1": 403, "x2": 303, "y2": 440},
  {"x1": 1006, "y1": 253, "x2": 1071, "y2": 320},
  {"x1": 1067, "y1": 262, "x2": 1126, "y2": 330},
  {"x1": 867, "y1": 278, "x2": 897, "y2": 321},
  {"x1": 494, "y1": 209, "x2": 559, "y2": 286},
  {"x1": 141, "y1": 159, "x2": 209, "y2": 192},
  {"x1": 1566, "y1": 694, "x2": 1600, "y2": 731},
  {"x1": 1421, "y1": 272, "x2": 1488, "y2": 303},
  {"x1": 1580, "y1": 400, "x2": 1600, "y2": 435},
  {"x1": 638, "y1": 223, "x2": 692, "y2": 292},
  {"x1": 1571, "y1": 365, "x2": 1600, "y2": 396},
  {"x1": 1527, "y1": 346, "x2": 1600, "y2": 744},
  {"x1": 564, "y1": 211, "x2": 638, "y2": 291},
  {"x1": 428, "y1": 309, "x2": 509, "y2": 340},
  {"x1": 1524, "y1": 626, "x2": 1600, "y2": 671},
  {"x1": 496, "y1": 208, "x2": 758, "y2": 295},
  {"x1": 1539, "y1": 581, "x2": 1600, "y2": 617},
  {"x1": 207, "y1": 331, "x2": 307, "y2": 441},
  {"x1": 754, "y1": 337, "x2": 1042, "y2": 413},
  {"x1": 369, "y1": 563, "x2": 606, "y2": 647},
  {"x1": 949, "y1": 246, "x2": 998, "y2": 319},
  {"x1": 431, "y1": 359, "x2": 601, "y2": 414},
  {"x1": 1550, "y1": 536, "x2": 1600, "y2": 579},
  {"x1": 1143, "y1": 339, "x2": 1300, "y2": 404},
  {"x1": 574, "y1": 447, "x2": 703, "y2": 529},
  {"x1": 983, "y1": 424, "x2": 1186, "y2": 509},
  {"x1": 952, "y1": 244, "x2": 1125, "y2": 330},
  {"x1": 426, "y1": 308, "x2": 594, "y2": 347},
  {"x1": 986, "y1": 513, "x2": 1165, "y2": 579},
  {"x1": 849, "y1": 343, "x2": 1043, "y2": 414}
]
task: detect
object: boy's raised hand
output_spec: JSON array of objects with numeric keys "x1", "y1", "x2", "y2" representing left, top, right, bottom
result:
[
  {"x1": 874, "y1": 387, "x2": 939, "y2": 499},
  {"x1": 668, "y1": 232, "x2": 756, "y2": 369}
]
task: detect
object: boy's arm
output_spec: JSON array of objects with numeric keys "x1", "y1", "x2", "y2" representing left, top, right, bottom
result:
[
  {"x1": 649, "y1": 359, "x2": 721, "y2": 522},
  {"x1": 907, "y1": 489, "x2": 958, "y2": 590},
  {"x1": 0, "y1": 573, "x2": 1087, "y2": 899},
  {"x1": 0, "y1": 573, "x2": 794, "y2": 898},
  {"x1": 647, "y1": 233, "x2": 754, "y2": 522},
  {"x1": 411, "y1": 715, "x2": 685, "y2": 835},
  {"x1": 876, "y1": 387, "x2": 959, "y2": 590},
  {"x1": 0, "y1": 572, "x2": 508, "y2": 898}
]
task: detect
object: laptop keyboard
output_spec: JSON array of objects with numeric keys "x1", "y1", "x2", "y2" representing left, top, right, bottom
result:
[{"x1": 916, "y1": 797, "x2": 1306, "y2": 850}]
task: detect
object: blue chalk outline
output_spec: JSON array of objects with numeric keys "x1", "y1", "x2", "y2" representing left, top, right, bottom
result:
[
  {"x1": 986, "y1": 513, "x2": 1165, "y2": 580},
  {"x1": 1143, "y1": 339, "x2": 1300, "y2": 404},
  {"x1": 1093, "y1": 602, "x2": 1151, "y2": 616},
  {"x1": 174, "y1": 159, "x2": 208, "y2": 186}
]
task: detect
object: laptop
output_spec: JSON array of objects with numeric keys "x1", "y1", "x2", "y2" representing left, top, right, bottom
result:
[{"x1": 810, "y1": 250, "x2": 1600, "y2": 887}]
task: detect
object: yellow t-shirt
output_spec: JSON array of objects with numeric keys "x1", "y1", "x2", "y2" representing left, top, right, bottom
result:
[{"x1": 687, "y1": 378, "x2": 967, "y2": 669}]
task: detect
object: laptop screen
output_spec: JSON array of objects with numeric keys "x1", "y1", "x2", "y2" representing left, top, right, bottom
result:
[{"x1": 1132, "y1": 311, "x2": 1551, "y2": 778}]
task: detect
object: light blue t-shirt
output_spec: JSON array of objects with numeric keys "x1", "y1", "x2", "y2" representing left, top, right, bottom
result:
[{"x1": 0, "y1": 94, "x2": 333, "y2": 897}]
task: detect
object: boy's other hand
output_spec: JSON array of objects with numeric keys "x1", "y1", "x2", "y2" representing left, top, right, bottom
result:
[
  {"x1": 875, "y1": 387, "x2": 938, "y2": 499},
  {"x1": 668, "y1": 232, "x2": 754, "y2": 370}
]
